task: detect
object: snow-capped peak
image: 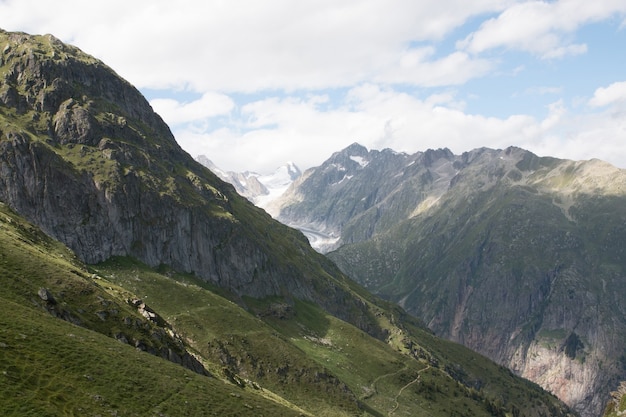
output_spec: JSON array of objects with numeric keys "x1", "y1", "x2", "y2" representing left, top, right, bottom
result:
[
  {"x1": 259, "y1": 162, "x2": 302, "y2": 189},
  {"x1": 195, "y1": 155, "x2": 302, "y2": 212}
]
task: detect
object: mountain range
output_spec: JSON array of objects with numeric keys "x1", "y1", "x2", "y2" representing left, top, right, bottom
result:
[
  {"x1": 268, "y1": 142, "x2": 626, "y2": 416},
  {"x1": 195, "y1": 155, "x2": 302, "y2": 208},
  {"x1": 0, "y1": 29, "x2": 576, "y2": 416}
]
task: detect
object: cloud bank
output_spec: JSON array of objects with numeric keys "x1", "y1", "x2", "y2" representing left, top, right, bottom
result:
[{"x1": 1, "y1": 0, "x2": 625, "y2": 172}]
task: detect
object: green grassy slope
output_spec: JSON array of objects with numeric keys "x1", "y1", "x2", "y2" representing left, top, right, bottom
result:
[
  {"x1": 0, "y1": 203, "x2": 306, "y2": 417},
  {"x1": 93, "y1": 259, "x2": 572, "y2": 417},
  {"x1": 0, "y1": 300, "x2": 305, "y2": 417},
  {"x1": 0, "y1": 202, "x2": 573, "y2": 416}
]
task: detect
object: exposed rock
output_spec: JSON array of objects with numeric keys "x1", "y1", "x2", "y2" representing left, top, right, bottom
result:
[
  {"x1": 258, "y1": 303, "x2": 294, "y2": 320},
  {"x1": 114, "y1": 332, "x2": 129, "y2": 344},
  {"x1": 95, "y1": 311, "x2": 108, "y2": 321},
  {"x1": 138, "y1": 303, "x2": 157, "y2": 322},
  {"x1": 37, "y1": 287, "x2": 56, "y2": 304}
]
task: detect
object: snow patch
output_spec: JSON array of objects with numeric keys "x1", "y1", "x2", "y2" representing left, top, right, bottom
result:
[
  {"x1": 255, "y1": 163, "x2": 302, "y2": 208},
  {"x1": 350, "y1": 155, "x2": 369, "y2": 167},
  {"x1": 330, "y1": 174, "x2": 353, "y2": 186}
]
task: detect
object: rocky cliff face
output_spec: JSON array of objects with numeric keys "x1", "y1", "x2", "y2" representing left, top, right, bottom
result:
[
  {"x1": 274, "y1": 143, "x2": 457, "y2": 252},
  {"x1": 0, "y1": 29, "x2": 380, "y2": 334},
  {"x1": 273, "y1": 143, "x2": 626, "y2": 416}
]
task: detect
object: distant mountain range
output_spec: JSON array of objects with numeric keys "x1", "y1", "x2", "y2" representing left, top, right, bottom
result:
[
  {"x1": 265, "y1": 142, "x2": 626, "y2": 417},
  {"x1": 0, "y1": 29, "x2": 573, "y2": 417},
  {"x1": 196, "y1": 155, "x2": 301, "y2": 209}
]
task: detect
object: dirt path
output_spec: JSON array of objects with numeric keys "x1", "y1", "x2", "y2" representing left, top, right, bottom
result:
[
  {"x1": 387, "y1": 365, "x2": 431, "y2": 417},
  {"x1": 361, "y1": 365, "x2": 409, "y2": 401}
]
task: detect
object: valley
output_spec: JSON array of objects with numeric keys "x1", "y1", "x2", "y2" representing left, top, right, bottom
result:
[
  {"x1": 0, "y1": 29, "x2": 575, "y2": 416},
  {"x1": 263, "y1": 143, "x2": 626, "y2": 416}
]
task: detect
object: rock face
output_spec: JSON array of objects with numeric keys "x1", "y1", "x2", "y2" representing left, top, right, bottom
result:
[
  {"x1": 274, "y1": 143, "x2": 457, "y2": 252},
  {"x1": 272, "y1": 143, "x2": 626, "y2": 417},
  {"x1": 0, "y1": 29, "x2": 377, "y2": 334}
]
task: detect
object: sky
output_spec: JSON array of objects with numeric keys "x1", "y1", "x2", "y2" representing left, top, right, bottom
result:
[{"x1": 1, "y1": 0, "x2": 626, "y2": 173}]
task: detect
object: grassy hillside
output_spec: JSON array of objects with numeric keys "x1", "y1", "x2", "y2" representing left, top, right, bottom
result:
[
  {"x1": 0, "y1": 202, "x2": 573, "y2": 416},
  {"x1": 93, "y1": 255, "x2": 574, "y2": 417},
  {"x1": 0, "y1": 202, "x2": 306, "y2": 416},
  {"x1": 0, "y1": 301, "x2": 307, "y2": 417}
]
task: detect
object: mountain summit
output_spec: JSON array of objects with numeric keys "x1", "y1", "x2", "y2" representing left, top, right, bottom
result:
[
  {"x1": 271, "y1": 142, "x2": 626, "y2": 416},
  {"x1": 0, "y1": 28, "x2": 378, "y2": 329}
]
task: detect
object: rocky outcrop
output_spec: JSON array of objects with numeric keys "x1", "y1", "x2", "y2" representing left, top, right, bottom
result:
[
  {"x1": 604, "y1": 382, "x2": 626, "y2": 416},
  {"x1": 31, "y1": 282, "x2": 210, "y2": 376}
]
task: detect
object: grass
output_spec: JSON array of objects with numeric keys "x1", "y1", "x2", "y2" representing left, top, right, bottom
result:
[
  {"x1": 94, "y1": 258, "x2": 364, "y2": 417},
  {"x1": 94, "y1": 256, "x2": 571, "y2": 417},
  {"x1": 0, "y1": 299, "x2": 304, "y2": 417},
  {"x1": 0, "y1": 204, "x2": 308, "y2": 416}
]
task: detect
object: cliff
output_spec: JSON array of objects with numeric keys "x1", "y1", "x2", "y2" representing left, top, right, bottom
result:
[
  {"x1": 0, "y1": 29, "x2": 376, "y2": 332},
  {"x1": 273, "y1": 143, "x2": 626, "y2": 416}
]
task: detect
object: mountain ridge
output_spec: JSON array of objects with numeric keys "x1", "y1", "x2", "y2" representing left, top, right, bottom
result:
[
  {"x1": 270, "y1": 142, "x2": 626, "y2": 416},
  {"x1": 0, "y1": 28, "x2": 374, "y2": 328}
]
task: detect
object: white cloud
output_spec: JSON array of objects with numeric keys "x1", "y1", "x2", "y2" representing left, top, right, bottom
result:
[
  {"x1": 0, "y1": 0, "x2": 508, "y2": 92},
  {"x1": 458, "y1": 0, "x2": 626, "y2": 59},
  {"x1": 517, "y1": 86, "x2": 564, "y2": 98},
  {"x1": 171, "y1": 85, "x2": 552, "y2": 172},
  {"x1": 375, "y1": 48, "x2": 494, "y2": 87},
  {"x1": 530, "y1": 110, "x2": 626, "y2": 166},
  {"x1": 1, "y1": 0, "x2": 626, "y2": 174},
  {"x1": 149, "y1": 92, "x2": 235, "y2": 125},
  {"x1": 589, "y1": 81, "x2": 626, "y2": 107}
]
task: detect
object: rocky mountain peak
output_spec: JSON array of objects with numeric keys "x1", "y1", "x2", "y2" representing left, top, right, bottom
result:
[
  {"x1": 261, "y1": 161, "x2": 302, "y2": 186},
  {"x1": 341, "y1": 141, "x2": 368, "y2": 156},
  {"x1": 285, "y1": 161, "x2": 302, "y2": 179},
  {"x1": 421, "y1": 147, "x2": 454, "y2": 166},
  {"x1": 0, "y1": 30, "x2": 382, "y2": 332},
  {"x1": 1, "y1": 30, "x2": 172, "y2": 148}
]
